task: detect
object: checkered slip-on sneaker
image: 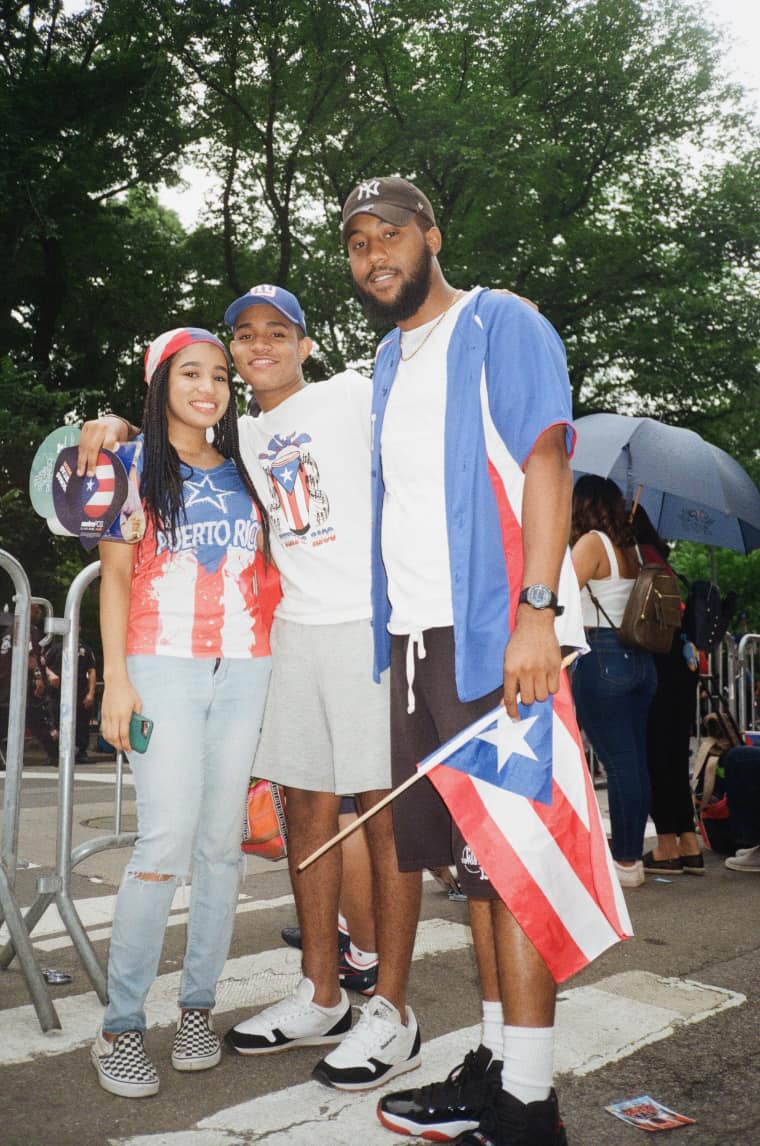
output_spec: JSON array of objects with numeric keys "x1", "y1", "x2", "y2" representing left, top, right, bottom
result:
[
  {"x1": 91, "y1": 1028, "x2": 159, "y2": 1098},
  {"x1": 171, "y1": 1009, "x2": 222, "y2": 1072}
]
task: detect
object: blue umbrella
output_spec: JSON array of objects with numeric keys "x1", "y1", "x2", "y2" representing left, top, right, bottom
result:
[{"x1": 572, "y1": 414, "x2": 760, "y2": 554}]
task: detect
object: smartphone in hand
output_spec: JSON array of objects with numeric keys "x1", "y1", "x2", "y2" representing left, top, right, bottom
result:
[{"x1": 129, "y1": 712, "x2": 154, "y2": 753}]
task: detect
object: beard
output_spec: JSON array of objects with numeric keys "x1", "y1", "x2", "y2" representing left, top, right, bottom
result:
[{"x1": 353, "y1": 242, "x2": 434, "y2": 326}]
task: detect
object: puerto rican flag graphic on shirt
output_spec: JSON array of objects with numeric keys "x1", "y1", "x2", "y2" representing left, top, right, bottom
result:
[
  {"x1": 270, "y1": 444, "x2": 312, "y2": 535},
  {"x1": 126, "y1": 455, "x2": 270, "y2": 659},
  {"x1": 258, "y1": 432, "x2": 330, "y2": 540}
]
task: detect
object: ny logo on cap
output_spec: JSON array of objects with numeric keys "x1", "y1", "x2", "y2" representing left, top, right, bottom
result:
[
  {"x1": 249, "y1": 285, "x2": 277, "y2": 298},
  {"x1": 355, "y1": 179, "x2": 381, "y2": 201}
]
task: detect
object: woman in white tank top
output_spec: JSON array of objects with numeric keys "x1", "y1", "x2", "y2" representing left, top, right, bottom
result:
[{"x1": 570, "y1": 476, "x2": 657, "y2": 888}]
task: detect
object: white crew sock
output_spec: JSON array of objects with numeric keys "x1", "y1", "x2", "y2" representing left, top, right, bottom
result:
[
  {"x1": 346, "y1": 941, "x2": 378, "y2": 969},
  {"x1": 481, "y1": 1000, "x2": 504, "y2": 1060},
  {"x1": 501, "y1": 1025, "x2": 554, "y2": 1105},
  {"x1": 338, "y1": 912, "x2": 350, "y2": 937}
]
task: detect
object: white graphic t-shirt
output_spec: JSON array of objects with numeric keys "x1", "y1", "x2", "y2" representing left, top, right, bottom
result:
[
  {"x1": 238, "y1": 371, "x2": 372, "y2": 625},
  {"x1": 381, "y1": 290, "x2": 475, "y2": 634}
]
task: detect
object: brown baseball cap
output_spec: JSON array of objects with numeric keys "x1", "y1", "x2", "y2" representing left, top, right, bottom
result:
[{"x1": 341, "y1": 177, "x2": 437, "y2": 242}]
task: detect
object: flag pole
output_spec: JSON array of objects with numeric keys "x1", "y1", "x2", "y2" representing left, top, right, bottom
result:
[{"x1": 296, "y1": 650, "x2": 580, "y2": 872}]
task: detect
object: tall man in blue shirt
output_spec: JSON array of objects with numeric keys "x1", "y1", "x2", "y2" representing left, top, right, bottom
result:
[{"x1": 341, "y1": 176, "x2": 596, "y2": 1146}]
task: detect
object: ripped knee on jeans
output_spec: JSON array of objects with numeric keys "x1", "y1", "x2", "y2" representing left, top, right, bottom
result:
[{"x1": 127, "y1": 871, "x2": 174, "y2": 882}]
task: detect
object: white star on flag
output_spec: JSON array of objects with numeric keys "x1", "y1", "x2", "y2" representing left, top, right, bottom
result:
[{"x1": 475, "y1": 710, "x2": 538, "y2": 774}]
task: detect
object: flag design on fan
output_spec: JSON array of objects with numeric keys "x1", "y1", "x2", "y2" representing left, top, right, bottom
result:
[{"x1": 83, "y1": 452, "x2": 117, "y2": 519}]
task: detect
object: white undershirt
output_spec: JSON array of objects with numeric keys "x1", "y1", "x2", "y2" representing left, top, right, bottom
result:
[{"x1": 380, "y1": 290, "x2": 476, "y2": 634}]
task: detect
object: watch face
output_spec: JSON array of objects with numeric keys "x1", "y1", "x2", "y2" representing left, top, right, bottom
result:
[{"x1": 528, "y1": 585, "x2": 552, "y2": 608}]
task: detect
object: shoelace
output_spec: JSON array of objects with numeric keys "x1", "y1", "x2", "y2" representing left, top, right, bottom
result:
[
  {"x1": 341, "y1": 1001, "x2": 397, "y2": 1055},
  {"x1": 253, "y1": 991, "x2": 317, "y2": 1025},
  {"x1": 415, "y1": 1049, "x2": 488, "y2": 1103}
]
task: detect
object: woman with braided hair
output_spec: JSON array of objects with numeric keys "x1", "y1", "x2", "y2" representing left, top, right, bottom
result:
[{"x1": 91, "y1": 328, "x2": 274, "y2": 1098}]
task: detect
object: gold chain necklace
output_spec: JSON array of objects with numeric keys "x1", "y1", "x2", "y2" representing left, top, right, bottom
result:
[{"x1": 399, "y1": 291, "x2": 463, "y2": 362}]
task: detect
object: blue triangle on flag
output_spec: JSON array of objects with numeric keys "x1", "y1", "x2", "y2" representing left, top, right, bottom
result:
[{"x1": 441, "y1": 698, "x2": 554, "y2": 805}]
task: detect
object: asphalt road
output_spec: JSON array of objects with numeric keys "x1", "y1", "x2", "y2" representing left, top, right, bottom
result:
[{"x1": 1, "y1": 747, "x2": 760, "y2": 1146}]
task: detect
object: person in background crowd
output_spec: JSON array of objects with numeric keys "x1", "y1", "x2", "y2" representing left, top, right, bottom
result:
[
  {"x1": 1, "y1": 604, "x2": 59, "y2": 766},
  {"x1": 723, "y1": 745, "x2": 760, "y2": 872},
  {"x1": 631, "y1": 505, "x2": 703, "y2": 875},
  {"x1": 571, "y1": 476, "x2": 657, "y2": 888},
  {"x1": 44, "y1": 638, "x2": 97, "y2": 763}
]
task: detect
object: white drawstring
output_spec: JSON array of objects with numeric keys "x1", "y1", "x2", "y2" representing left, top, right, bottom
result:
[{"x1": 405, "y1": 629, "x2": 427, "y2": 714}]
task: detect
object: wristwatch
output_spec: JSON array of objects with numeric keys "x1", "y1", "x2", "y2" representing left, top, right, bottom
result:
[{"x1": 518, "y1": 584, "x2": 564, "y2": 616}]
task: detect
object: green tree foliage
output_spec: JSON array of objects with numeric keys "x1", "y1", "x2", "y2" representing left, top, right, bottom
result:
[
  {"x1": 1, "y1": 0, "x2": 758, "y2": 617},
  {"x1": 671, "y1": 543, "x2": 760, "y2": 631},
  {"x1": 0, "y1": 1, "x2": 196, "y2": 614}
]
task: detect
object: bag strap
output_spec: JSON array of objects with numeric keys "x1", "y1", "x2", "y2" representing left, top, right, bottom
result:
[
  {"x1": 691, "y1": 737, "x2": 722, "y2": 805},
  {"x1": 584, "y1": 583, "x2": 617, "y2": 630}
]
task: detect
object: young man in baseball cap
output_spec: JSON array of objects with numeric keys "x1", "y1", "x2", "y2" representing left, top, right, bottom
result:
[{"x1": 342, "y1": 176, "x2": 630, "y2": 1146}]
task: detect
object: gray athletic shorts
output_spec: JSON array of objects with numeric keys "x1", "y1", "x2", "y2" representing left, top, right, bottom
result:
[{"x1": 253, "y1": 617, "x2": 391, "y2": 794}]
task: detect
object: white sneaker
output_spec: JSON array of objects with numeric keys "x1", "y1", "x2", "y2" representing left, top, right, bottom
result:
[
  {"x1": 725, "y1": 845, "x2": 760, "y2": 872},
  {"x1": 91, "y1": 1028, "x2": 159, "y2": 1098},
  {"x1": 224, "y1": 976, "x2": 351, "y2": 1055},
  {"x1": 312, "y1": 994, "x2": 421, "y2": 1091},
  {"x1": 613, "y1": 859, "x2": 645, "y2": 887}
]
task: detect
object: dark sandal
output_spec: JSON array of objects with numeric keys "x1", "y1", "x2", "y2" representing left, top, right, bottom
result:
[
  {"x1": 642, "y1": 850, "x2": 684, "y2": 874},
  {"x1": 681, "y1": 852, "x2": 705, "y2": 875}
]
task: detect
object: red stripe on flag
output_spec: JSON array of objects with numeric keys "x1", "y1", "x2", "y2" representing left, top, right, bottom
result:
[
  {"x1": 486, "y1": 460, "x2": 523, "y2": 627},
  {"x1": 430, "y1": 765, "x2": 592, "y2": 981},
  {"x1": 550, "y1": 669, "x2": 628, "y2": 930}
]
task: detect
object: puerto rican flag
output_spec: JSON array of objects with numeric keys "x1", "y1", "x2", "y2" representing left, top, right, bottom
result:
[
  {"x1": 83, "y1": 452, "x2": 116, "y2": 519},
  {"x1": 423, "y1": 681, "x2": 631, "y2": 984},
  {"x1": 270, "y1": 446, "x2": 311, "y2": 535}
]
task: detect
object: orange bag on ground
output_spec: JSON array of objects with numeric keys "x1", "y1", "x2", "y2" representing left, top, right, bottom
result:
[{"x1": 242, "y1": 778, "x2": 287, "y2": 860}]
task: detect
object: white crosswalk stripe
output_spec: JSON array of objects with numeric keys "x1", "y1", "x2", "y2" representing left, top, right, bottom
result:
[
  {"x1": 0, "y1": 918, "x2": 471, "y2": 1065},
  {"x1": 110, "y1": 972, "x2": 743, "y2": 1145}
]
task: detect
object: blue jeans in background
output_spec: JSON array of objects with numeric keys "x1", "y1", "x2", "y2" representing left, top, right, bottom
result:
[
  {"x1": 725, "y1": 746, "x2": 760, "y2": 847},
  {"x1": 572, "y1": 628, "x2": 656, "y2": 863},
  {"x1": 103, "y1": 654, "x2": 271, "y2": 1034}
]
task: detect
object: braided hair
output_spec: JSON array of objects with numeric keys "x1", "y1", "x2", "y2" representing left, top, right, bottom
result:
[{"x1": 140, "y1": 354, "x2": 271, "y2": 560}]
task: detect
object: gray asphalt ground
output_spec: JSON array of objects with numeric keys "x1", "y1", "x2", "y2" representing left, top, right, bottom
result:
[{"x1": 2, "y1": 742, "x2": 760, "y2": 1146}]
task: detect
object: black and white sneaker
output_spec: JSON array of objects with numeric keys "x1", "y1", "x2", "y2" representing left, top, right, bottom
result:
[
  {"x1": 312, "y1": 995, "x2": 421, "y2": 1091},
  {"x1": 171, "y1": 1009, "x2": 222, "y2": 1072},
  {"x1": 91, "y1": 1028, "x2": 159, "y2": 1098},
  {"x1": 377, "y1": 1044, "x2": 503, "y2": 1140},
  {"x1": 225, "y1": 976, "x2": 351, "y2": 1055},
  {"x1": 453, "y1": 1087, "x2": 568, "y2": 1146}
]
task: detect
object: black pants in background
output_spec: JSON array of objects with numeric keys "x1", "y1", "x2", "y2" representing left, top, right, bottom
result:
[{"x1": 646, "y1": 635, "x2": 699, "y2": 836}]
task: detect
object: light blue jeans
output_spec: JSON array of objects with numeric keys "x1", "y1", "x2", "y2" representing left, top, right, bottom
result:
[{"x1": 103, "y1": 654, "x2": 271, "y2": 1033}]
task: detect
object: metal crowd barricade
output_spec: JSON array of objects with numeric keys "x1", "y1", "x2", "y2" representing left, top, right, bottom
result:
[
  {"x1": 737, "y1": 634, "x2": 760, "y2": 734},
  {"x1": 0, "y1": 550, "x2": 60, "y2": 1030},
  {"x1": 0, "y1": 556, "x2": 137, "y2": 1028}
]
